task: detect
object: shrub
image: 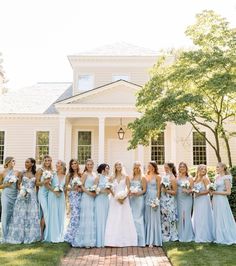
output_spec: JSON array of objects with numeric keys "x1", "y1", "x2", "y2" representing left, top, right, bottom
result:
[{"x1": 228, "y1": 166, "x2": 236, "y2": 220}]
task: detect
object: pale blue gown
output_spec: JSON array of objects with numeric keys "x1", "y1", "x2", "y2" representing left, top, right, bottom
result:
[
  {"x1": 6, "y1": 175, "x2": 41, "y2": 244},
  {"x1": 95, "y1": 174, "x2": 109, "y2": 247},
  {"x1": 44, "y1": 174, "x2": 66, "y2": 243},
  {"x1": 64, "y1": 177, "x2": 82, "y2": 245},
  {"x1": 212, "y1": 175, "x2": 236, "y2": 245},
  {"x1": 160, "y1": 174, "x2": 178, "y2": 242},
  {"x1": 192, "y1": 181, "x2": 214, "y2": 243},
  {"x1": 1, "y1": 170, "x2": 18, "y2": 242},
  {"x1": 130, "y1": 178, "x2": 145, "y2": 246},
  {"x1": 176, "y1": 178, "x2": 194, "y2": 242},
  {"x1": 145, "y1": 176, "x2": 162, "y2": 246},
  {"x1": 73, "y1": 174, "x2": 96, "y2": 247}
]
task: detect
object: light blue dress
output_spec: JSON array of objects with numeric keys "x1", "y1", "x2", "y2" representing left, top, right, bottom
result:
[
  {"x1": 160, "y1": 174, "x2": 178, "y2": 242},
  {"x1": 212, "y1": 175, "x2": 236, "y2": 245},
  {"x1": 192, "y1": 181, "x2": 214, "y2": 243},
  {"x1": 64, "y1": 177, "x2": 82, "y2": 245},
  {"x1": 73, "y1": 174, "x2": 96, "y2": 247},
  {"x1": 130, "y1": 178, "x2": 145, "y2": 246},
  {"x1": 44, "y1": 173, "x2": 66, "y2": 243},
  {"x1": 145, "y1": 176, "x2": 162, "y2": 246},
  {"x1": 176, "y1": 177, "x2": 194, "y2": 242},
  {"x1": 6, "y1": 175, "x2": 41, "y2": 244},
  {"x1": 95, "y1": 174, "x2": 109, "y2": 247},
  {"x1": 1, "y1": 170, "x2": 18, "y2": 242}
]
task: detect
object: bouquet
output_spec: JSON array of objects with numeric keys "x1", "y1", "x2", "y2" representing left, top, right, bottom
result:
[
  {"x1": 19, "y1": 186, "x2": 28, "y2": 197},
  {"x1": 192, "y1": 183, "x2": 201, "y2": 193},
  {"x1": 161, "y1": 176, "x2": 170, "y2": 189},
  {"x1": 71, "y1": 177, "x2": 82, "y2": 187},
  {"x1": 148, "y1": 198, "x2": 160, "y2": 211},
  {"x1": 42, "y1": 170, "x2": 53, "y2": 184},
  {"x1": 54, "y1": 185, "x2": 64, "y2": 192},
  {"x1": 88, "y1": 185, "x2": 97, "y2": 192},
  {"x1": 105, "y1": 181, "x2": 113, "y2": 190},
  {"x1": 207, "y1": 182, "x2": 217, "y2": 191},
  {"x1": 115, "y1": 190, "x2": 127, "y2": 200},
  {"x1": 181, "y1": 180, "x2": 190, "y2": 190},
  {"x1": 8, "y1": 176, "x2": 18, "y2": 183},
  {"x1": 130, "y1": 185, "x2": 141, "y2": 194}
]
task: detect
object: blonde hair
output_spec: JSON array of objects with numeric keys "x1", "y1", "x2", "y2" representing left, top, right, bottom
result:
[
  {"x1": 42, "y1": 155, "x2": 53, "y2": 170},
  {"x1": 195, "y1": 164, "x2": 207, "y2": 181},
  {"x1": 83, "y1": 159, "x2": 94, "y2": 173},
  {"x1": 217, "y1": 162, "x2": 230, "y2": 175},
  {"x1": 132, "y1": 161, "x2": 144, "y2": 179},
  {"x1": 57, "y1": 160, "x2": 67, "y2": 175},
  {"x1": 112, "y1": 161, "x2": 127, "y2": 178},
  {"x1": 4, "y1": 156, "x2": 14, "y2": 168}
]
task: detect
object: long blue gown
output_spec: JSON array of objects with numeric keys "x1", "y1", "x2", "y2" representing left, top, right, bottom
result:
[
  {"x1": 64, "y1": 177, "x2": 82, "y2": 245},
  {"x1": 95, "y1": 174, "x2": 109, "y2": 247},
  {"x1": 145, "y1": 176, "x2": 162, "y2": 246},
  {"x1": 1, "y1": 170, "x2": 18, "y2": 242},
  {"x1": 44, "y1": 174, "x2": 66, "y2": 243},
  {"x1": 130, "y1": 179, "x2": 145, "y2": 246},
  {"x1": 6, "y1": 175, "x2": 41, "y2": 244},
  {"x1": 73, "y1": 174, "x2": 96, "y2": 247},
  {"x1": 160, "y1": 174, "x2": 178, "y2": 242},
  {"x1": 212, "y1": 175, "x2": 236, "y2": 245},
  {"x1": 176, "y1": 178, "x2": 194, "y2": 242},
  {"x1": 192, "y1": 181, "x2": 214, "y2": 243}
]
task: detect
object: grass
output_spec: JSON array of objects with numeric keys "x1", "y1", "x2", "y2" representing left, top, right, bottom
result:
[
  {"x1": 163, "y1": 242, "x2": 236, "y2": 266},
  {"x1": 0, "y1": 242, "x2": 70, "y2": 266}
]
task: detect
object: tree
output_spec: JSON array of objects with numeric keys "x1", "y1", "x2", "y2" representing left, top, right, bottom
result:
[{"x1": 129, "y1": 10, "x2": 236, "y2": 167}]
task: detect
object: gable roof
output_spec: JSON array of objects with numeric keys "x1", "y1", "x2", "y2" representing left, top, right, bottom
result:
[
  {"x1": 0, "y1": 82, "x2": 72, "y2": 114},
  {"x1": 56, "y1": 79, "x2": 141, "y2": 105},
  {"x1": 74, "y1": 42, "x2": 159, "y2": 56}
]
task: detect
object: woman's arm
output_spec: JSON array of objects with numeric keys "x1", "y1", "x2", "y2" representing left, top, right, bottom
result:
[
  {"x1": 64, "y1": 174, "x2": 70, "y2": 198},
  {"x1": 136, "y1": 176, "x2": 147, "y2": 196},
  {"x1": 166, "y1": 176, "x2": 177, "y2": 196},
  {"x1": 156, "y1": 175, "x2": 161, "y2": 199},
  {"x1": 35, "y1": 169, "x2": 44, "y2": 187},
  {"x1": 212, "y1": 179, "x2": 231, "y2": 196},
  {"x1": 0, "y1": 171, "x2": 12, "y2": 189}
]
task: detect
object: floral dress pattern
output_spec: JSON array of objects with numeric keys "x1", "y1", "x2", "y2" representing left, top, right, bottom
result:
[
  {"x1": 160, "y1": 174, "x2": 178, "y2": 242},
  {"x1": 64, "y1": 177, "x2": 82, "y2": 245},
  {"x1": 6, "y1": 175, "x2": 41, "y2": 244}
]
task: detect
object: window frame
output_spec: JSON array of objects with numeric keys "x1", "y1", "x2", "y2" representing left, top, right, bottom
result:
[
  {"x1": 77, "y1": 130, "x2": 93, "y2": 165},
  {"x1": 192, "y1": 131, "x2": 207, "y2": 166},
  {"x1": 150, "y1": 132, "x2": 165, "y2": 165},
  {"x1": 35, "y1": 130, "x2": 50, "y2": 165}
]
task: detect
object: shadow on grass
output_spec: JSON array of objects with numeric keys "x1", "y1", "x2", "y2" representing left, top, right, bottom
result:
[
  {"x1": 163, "y1": 242, "x2": 236, "y2": 266},
  {"x1": 0, "y1": 242, "x2": 70, "y2": 266}
]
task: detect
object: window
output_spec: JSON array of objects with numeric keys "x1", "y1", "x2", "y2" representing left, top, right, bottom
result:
[
  {"x1": 112, "y1": 75, "x2": 130, "y2": 82},
  {"x1": 0, "y1": 131, "x2": 5, "y2": 165},
  {"x1": 78, "y1": 131, "x2": 92, "y2": 164},
  {"x1": 36, "y1": 131, "x2": 49, "y2": 165},
  {"x1": 151, "y1": 132, "x2": 165, "y2": 165},
  {"x1": 193, "y1": 132, "x2": 207, "y2": 165},
  {"x1": 78, "y1": 75, "x2": 93, "y2": 91}
]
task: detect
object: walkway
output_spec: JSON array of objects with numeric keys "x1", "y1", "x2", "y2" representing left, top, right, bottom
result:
[{"x1": 61, "y1": 247, "x2": 171, "y2": 266}]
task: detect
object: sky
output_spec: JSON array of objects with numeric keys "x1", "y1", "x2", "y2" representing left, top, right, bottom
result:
[{"x1": 0, "y1": 0, "x2": 236, "y2": 89}]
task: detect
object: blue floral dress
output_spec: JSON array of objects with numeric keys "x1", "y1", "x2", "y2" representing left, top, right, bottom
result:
[
  {"x1": 64, "y1": 177, "x2": 82, "y2": 245},
  {"x1": 160, "y1": 174, "x2": 178, "y2": 242},
  {"x1": 212, "y1": 175, "x2": 236, "y2": 245},
  {"x1": 6, "y1": 174, "x2": 41, "y2": 244},
  {"x1": 1, "y1": 170, "x2": 18, "y2": 242}
]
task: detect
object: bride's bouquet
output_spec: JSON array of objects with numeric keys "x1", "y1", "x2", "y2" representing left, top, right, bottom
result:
[
  {"x1": 115, "y1": 190, "x2": 127, "y2": 200},
  {"x1": 207, "y1": 182, "x2": 217, "y2": 191},
  {"x1": 148, "y1": 198, "x2": 160, "y2": 211},
  {"x1": 181, "y1": 180, "x2": 190, "y2": 190},
  {"x1": 54, "y1": 185, "x2": 64, "y2": 192}
]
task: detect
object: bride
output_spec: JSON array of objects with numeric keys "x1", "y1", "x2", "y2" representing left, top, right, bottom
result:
[{"x1": 104, "y1": 161, "x2": 137, "y2": 247}]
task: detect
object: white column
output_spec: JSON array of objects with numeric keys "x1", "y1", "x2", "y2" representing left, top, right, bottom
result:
[
  {"x1": 58, "y1": 116, "x2": 66, "y2": 160},
  {"x1": 98, "y1": 117, "x2": 105, "y2": 164},
  {"x1": 65, "y1": 119, "x2": 72, "y2": 164},
  {"x1": 137, "y1": 144, "x2": 144, "y2": 167},
  {"x1": 170, "y1": 123, "x2": 177, "y2": 164}
]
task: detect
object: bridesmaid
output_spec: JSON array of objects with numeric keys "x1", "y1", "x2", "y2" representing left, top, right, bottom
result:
[
  {"x1": 36, "y1": 155, "x2": 53, "y2": 239},
  {"x1": 145, "y1": 161, "x2": 162, "y2": 247},
  {"x1": 129, "y1": 161, "x2": 146, "y2": 247},
  {"x1": 73, "y1": 159, "x2": 97, "y2": 247},
  {"x1": 6, "y1": 158, "x2": 41, "y2": 244},
  {"x1": 192, "y1": 164, "x2": 214, "y2": 243},
  {"x1": 211, "y1": 162, "x2": 236, "y2": 244},
  {"x1": 160, "y1": 162, "x2": 178, "y2": 242},
  {"x1": 176, "y1": 162, "x2": 194, "y2": 242},
  {"x1": 64, "y1": 159, "x2": 83, "y2": 245},
  {"x1": 44, "y1": 160, "x2": 66, "y2": 243},
  {"x1": 94, "y1": 163, "x2": 110, "y2": 247},
  {"x1": 0, "y1": 157, "x2": 20, "y2": 242}
]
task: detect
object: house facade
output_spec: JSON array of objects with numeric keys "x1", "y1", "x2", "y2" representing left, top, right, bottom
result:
[{"x1": 0, "y1": 43, "x2": 235, "y2": 173}]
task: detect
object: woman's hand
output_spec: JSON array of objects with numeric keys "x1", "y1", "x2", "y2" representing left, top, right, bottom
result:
[
  {"x1": 3, "y1": 182, "x2": 12, "y2": 188},
  {"x1": 118, "y1": 198, "x2": 124, "y2": 204},
  {"x1": 54, "y1": 191, "x2": 61, "y2": 197}
]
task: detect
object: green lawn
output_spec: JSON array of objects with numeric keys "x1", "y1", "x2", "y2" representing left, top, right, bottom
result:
[
  {"x1": 0, "y1": 242, "x2": 70, "y2": 266},
  {"x1": 163, "y1": 242, "x2": 236, "y2": 266}
]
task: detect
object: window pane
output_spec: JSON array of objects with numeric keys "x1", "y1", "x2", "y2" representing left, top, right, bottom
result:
[
  {"x1": 78, "y1": 132, "x2": 91, "y2": 145},
  {"x1": 36, "y1": 131, "x2": 49, "y2": 145},
  {"x1": 193, "y1": 132, "x2": 207, "y2": 165},
  {"x1": 151, "y1": 132, "x2": 165, "y2": 165},
  {"x1": 0, "y1": 131, "x2": 5, "y2": 164},
  {"x1": 78, "y1": 75, "x2": 93, "y2": 91},
  {"x1": 78, "y1": 131, "x2": 92, "y2": 164},
  {"x1": 36, "y1": 131, "x2": 49, "y2": 164}
]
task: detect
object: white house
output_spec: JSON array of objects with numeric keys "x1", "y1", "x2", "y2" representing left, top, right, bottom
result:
[{"x1": 0, "y1": 43, "x2": 235, "y2": 173}]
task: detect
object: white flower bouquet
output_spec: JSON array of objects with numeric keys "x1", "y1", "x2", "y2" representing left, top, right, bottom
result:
[
  {"x1": 148, "y1": 198, "x2": 160, "y2": 211},
  {"x1": 105, "y1": 181, "x2": 113, "y2": 189},
  {"x1": 54, "y1": 185, "x2": 64, "y2": 192},
  {"x1": 42, "y1": 170, "x2": 53, "y2": 180},
  {"x1": 192, "y1": 183, "x2": 201, "y2": 193},
  {"x1": 19, "y1": 186, "x2": 32, "y2": 198},
  {"x1": 130, "y1": 185, "x2": 141, "y2": 194},
  {"x1": 95, "y1": 186, "x2": 101, "y2": 195},
  {"x1": 71, "y1": 177, "x2": 82, "y2": 187},
  {"x1": 88, "y1": 185, "x2": 97, "y2": 192},
  {"x1": 181, "y1": 180, "x2": 190, "y2": 189},
  {"x1": 115, "y1": 190, "x2": 127, "y2": 200},
  {"x1": 8, "y1": 176, "x2": 18, "y2": 183},
  {"x1": 207, "y1": 182, "x2": 217, "y2": 191},
  {"x1": 162, "y1": 177, "x2": 170, "y2": 189}
]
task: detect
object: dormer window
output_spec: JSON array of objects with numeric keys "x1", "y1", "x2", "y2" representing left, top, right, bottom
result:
[
  {"x1": 78, "y1": 75, "x2": 94, "y2": 91},
  {"x1": 112, "y1": 75, "x2": 130, "y2": 82}
]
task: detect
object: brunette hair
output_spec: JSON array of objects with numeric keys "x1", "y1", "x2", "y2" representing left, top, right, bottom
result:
[
  {"x1": 28, "y1": 158, "x2": 36, "y2": 175},
  {"x1": 97, "y1": 163, "x2": 110, "y2": 174},
  {"x1": 166, "y1": 162, "x2": 177, "y2": 177},
  {"x1": 178, "y1": 162, "x2": 189, "y2": 177},
  {"x1": 68, "y1": 159, "x2": 82, "y2": 179},
  {"x1": 147, "y1": 161, "x2": 159, "y2": 175}
]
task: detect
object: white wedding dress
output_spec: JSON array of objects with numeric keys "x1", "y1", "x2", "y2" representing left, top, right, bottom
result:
[{"x1": 104, "y1": 177, "x2": 137, "y2": 247}]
